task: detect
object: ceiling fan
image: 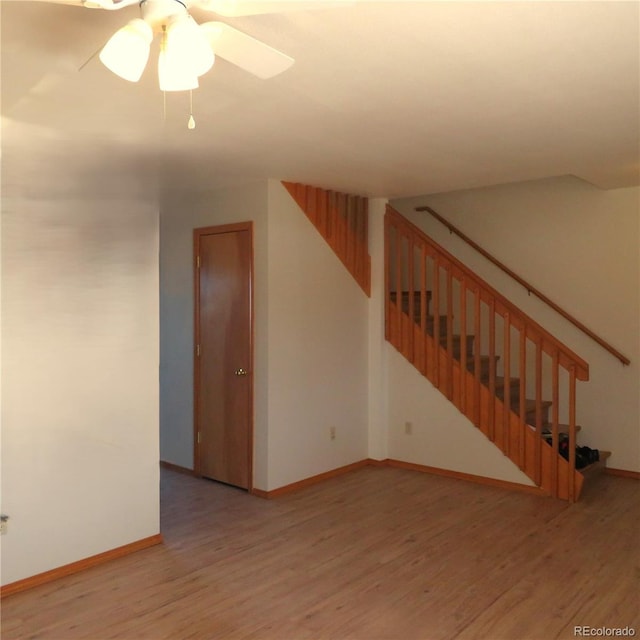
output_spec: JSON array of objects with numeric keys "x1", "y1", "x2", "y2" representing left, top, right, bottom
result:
[{"x1": 9, "y1": 0, "x2": 352, "y2": 91}]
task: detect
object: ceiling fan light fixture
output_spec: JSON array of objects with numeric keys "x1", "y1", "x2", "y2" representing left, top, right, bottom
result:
[
  {"x1": 165, "y1": 14, "x2": 215, "y2": 78},
  {"x1": 158, "y1": 29, "x2": 200, "y2": 92},
  {"x1": 99, "y1": 18, "x2": 153, "y2": 83}
]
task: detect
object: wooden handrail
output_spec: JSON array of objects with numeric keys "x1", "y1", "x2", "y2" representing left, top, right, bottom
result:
[
  {"x1": 415, "y1": 205, "x2": 630, "y2": 366},
  {"x1": 390, "y1": 206, "x2": 589, "y2": 379}
]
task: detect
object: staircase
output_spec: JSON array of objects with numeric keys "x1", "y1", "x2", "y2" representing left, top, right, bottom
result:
[{"x1": 385, "y1": 205, "x2": 610, "y2": 501}]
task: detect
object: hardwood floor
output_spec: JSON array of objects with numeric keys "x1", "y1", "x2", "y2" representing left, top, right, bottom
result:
[{"x1": 3, "y1": 467, "x2": 639, "y2": 640}]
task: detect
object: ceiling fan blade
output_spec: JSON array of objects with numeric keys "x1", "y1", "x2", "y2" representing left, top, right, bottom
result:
[
  {"x1": 0, "y1": 0, "x2": 139, "y2": 8},
  {"x1": 197, "y1": 0, "x2": 353, "y2": 18},
  {"x1": 0, "y1": 0, "x2": 84, "y2": 4},
  {"x1": 200, "y1": 21, "x2": 294, "y2": 79}
]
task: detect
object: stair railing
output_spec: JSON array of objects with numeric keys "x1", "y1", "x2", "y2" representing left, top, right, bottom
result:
[
  {"x1": 385, "y1": 205, "x2": 589, "y2": 501},
  {"x1": 416, "y1": 205, "x2": 630, "y2": 366},
  {"x1": 283, "y1": 181, "x2": 371, "y2": 296}
]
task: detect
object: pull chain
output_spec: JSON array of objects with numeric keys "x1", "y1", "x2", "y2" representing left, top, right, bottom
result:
[
  {"x1": 188, "y1": 90, "x2": 196, "y2": 129},
  {"x1": 162, "y1": 26, "x2": 167, "y2": 123}
]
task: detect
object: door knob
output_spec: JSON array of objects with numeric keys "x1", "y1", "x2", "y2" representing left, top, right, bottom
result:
[{"x1": 235, "y1": 368, "x2": 248, "y2": 376}]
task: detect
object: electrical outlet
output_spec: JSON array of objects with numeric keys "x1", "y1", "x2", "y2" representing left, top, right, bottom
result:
[
  {"x1": 330, "y1": 426, "x2": 336, "y2": 440},
  {"x1": 404, "y1": 421, "x2": 413, "y2": 435}
]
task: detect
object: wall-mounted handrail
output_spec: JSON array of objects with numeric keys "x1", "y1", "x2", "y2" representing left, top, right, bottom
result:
[{"x1": 415, "y1": 205, "x2": 630, "y2": 366}]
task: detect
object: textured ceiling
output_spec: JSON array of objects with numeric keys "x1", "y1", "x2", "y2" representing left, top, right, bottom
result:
[{"x1": 1, "y1": 1, "x2": 639, "y2": 198}]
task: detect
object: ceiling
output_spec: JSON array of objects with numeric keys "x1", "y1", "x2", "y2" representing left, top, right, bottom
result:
[{"x1": 1, "y1": 0, "x2": 639, "y2": 198}]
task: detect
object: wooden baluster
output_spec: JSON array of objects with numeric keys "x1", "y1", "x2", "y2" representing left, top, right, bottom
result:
[
  {"x1": 338, "y1": 192, "x2": 348, "y2": 257},
  {"x1": 349, "y1": 197, "x2": 357, "y2": 279},
  {"x1": 425, "y1": 249, "x2": 434, "y2": 378},
  {"x1": 363, "y1": 200, "x2": 371, "y2": 296},
  {"x1": 446, "y1": 267, "x2": 454, "y2": 399},
  {"x1": 325, "y1": 188, "x2": 333, "y2": 240},
  {"x1": 568, "y1": 365, "x2": 577, "y2": 502},
  {"x1": 346, "y1": 193, "x2": 353, "y2": 265},
  {"x1": 333, "y1": 191, "x2": 341, "y2": 253},
  {"x1": 357, "y1": 197, "x2": 367, "y2": 289},
  {"x1": 342, "y1": 194, "x2": 355, "y2": 270},
  {"x1": 420, "y1": 245, "x2": 427, "y2": 374},
  {"x1": 361, "y1": 197, "x2": 368, "y2": 245},
  {"x1": 503, "y1": 313, "x2": 511, "y2": 455},
  {"x1": 534, "y1": 339, "x2": 543, "y2": 486},
  {"x1": 395, "y1": 225, "x2": 402, "y2": 349},
  {"x1": 305, "y1": 185, "x2": 316, "y2": 226},
  {"x1": 326, "y1": 191, "x2": 336, "y2": 247},
  {"x1": 408, "y1": 238, "x2": 415, "y2": 364},
  {"x1": 345, "y1": 195, "x2": 355, "y2": 273},
  {"x1": 459, "y1": 277, "x2": 467, "y2": 414},
  {"x1": 474, "y1": 288, "x2": 481, "y2": 427},
  {"x1": 336, "y1": 191, "x2": 344, "y2": 252},
  {"x1": 384, "y1": 215, "x2": 391, "y2": 342},
  {"x1": 433, "y1": 256, "x2": 441, "y2": 389},
  {"x1": 551, "y1": 350, "x2": 560, "y2": 498},
  {"x1": 317, "y1": 188, "x2": 327, "y2": 239},
  {"x1": 363, "y1": 199, "x2": 370, "y2": 294},
  {"x1": 488, "y1": 298, "x2": 496, "y2": 442},
  {"x1": 353, "y1": 196, "x2": 360, "y2": 272},
  {"x1": 519, "y1": 327, "x2": 526, "y2": 469}
]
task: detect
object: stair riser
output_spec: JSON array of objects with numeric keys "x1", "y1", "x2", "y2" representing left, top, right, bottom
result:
[
  {"x1": 440, "y1": 335, "x2": 475, "y2": 360},
  {"x1": 467, "y1": 357, "x2": 499, "y2": 380},
  {"x1": 393, "y1": 298, "x2": 448, "y2": 336},
  {"x1": 494, "y1": 386, "x2": 521, "y2": 404},
  {"x1": 391, "y1": 291, "x2": 432, "y2": 317},
  {"x1": 524, "y1": 407, "x2": 550, "y2": 426},
  {"x1": 426, "y1": 316, "x2": 449, "y2": 337}
]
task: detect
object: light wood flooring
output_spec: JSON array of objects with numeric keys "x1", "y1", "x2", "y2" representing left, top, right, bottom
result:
[{"x1": 2, "y1": 467, "x2": 639, "y2": 640}]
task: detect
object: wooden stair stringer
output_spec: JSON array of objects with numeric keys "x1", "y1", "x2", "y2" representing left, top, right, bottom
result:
[{"x1": 282, "y1": 181, "x2": 371, "y2": 296}]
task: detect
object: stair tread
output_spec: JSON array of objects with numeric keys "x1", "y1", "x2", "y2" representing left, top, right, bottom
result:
[
  {"x1": 390, "y1": 290, "x2": 432, "y2": 298},
  {"x1": 439, "y1": 334, "x2": 474, "y2": 349},
  {"x1": 468, "y1": 355, "x2": 499, "y2": 362},
  {"x1": 511, "y1": 398, "x2": 553, "y2": 411},
  {"x1": 579, "y1": 451, "x2": 611, "y2": 476},
  {"x1": 493, "y1": 376, "x2": 521, "y2": 388},
  {"x1": 542, "y1": 423, "x2": 582, "y2": 433}
]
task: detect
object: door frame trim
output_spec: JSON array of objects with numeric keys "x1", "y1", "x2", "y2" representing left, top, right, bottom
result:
[{"x1": 193, "y1": 221, "x2": 254, "y2": 491}]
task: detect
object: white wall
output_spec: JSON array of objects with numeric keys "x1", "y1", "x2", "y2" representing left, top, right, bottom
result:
[
  {"x1": 266, "y1": 181, "x2": 369, "y2": 489},
  {"x1": 392, "y1": 176, "x2": 640, "y2": 472},
  {"x1": 159, "y1": 182, "x2": 270, "y2": 487},
  {"x1": 387, "y1": 348, "x2": 534, "y2": 484},
  {"x1": 1, "y1": 164, "x2": 160, "y2": 585}
]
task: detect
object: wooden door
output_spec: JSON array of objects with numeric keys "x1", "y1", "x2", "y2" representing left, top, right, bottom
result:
[{"x1": 194, "y1": 222, "x2": 253, "y2": 489}]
